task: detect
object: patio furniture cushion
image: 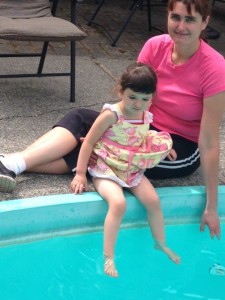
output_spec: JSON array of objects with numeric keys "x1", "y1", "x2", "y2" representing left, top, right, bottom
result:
[
  {"x1": 0, "y1": 0, "x2": 52, "y2": 18},
  {"x1": 0, "y1": 16, "x2": 87, "y2": 41},
  {"x1": 0, "y1": 0, "x2": 86, "y2": 41}
]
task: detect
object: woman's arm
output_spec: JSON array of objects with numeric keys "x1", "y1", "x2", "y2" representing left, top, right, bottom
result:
[
  {"x1": 167, "y1": 148, "x2": 177, "y2": 161},
  {"x1": 70, "y1": 109, "x2": 117, "y2": 194},
  {"x1": 198, "y1": 91, "x2": 225, "y2": 239}
]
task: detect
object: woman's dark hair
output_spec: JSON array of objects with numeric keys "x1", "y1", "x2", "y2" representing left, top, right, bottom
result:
[
  {"x1": 168, "y1": 0, "x2": 210, "y2": 40},
  {"x1": 168, "y1": 0, "x2": 210, "y2": 21},
  {"x1": 118, "y1": 62, "x2": 157, "y2": 94}
]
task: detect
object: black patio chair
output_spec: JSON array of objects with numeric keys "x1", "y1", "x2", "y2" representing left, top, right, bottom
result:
[
  {"x1": 0, "y1": 0, "x2": 87, "y2": 102},
  {"x1": 87, "y1": 0, "x2": 166, "y2": 47}
]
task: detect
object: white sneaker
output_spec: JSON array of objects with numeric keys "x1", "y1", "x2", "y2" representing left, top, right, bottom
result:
[{"x1": 0, "y1": 156, "x2": 17, "y2": 193}]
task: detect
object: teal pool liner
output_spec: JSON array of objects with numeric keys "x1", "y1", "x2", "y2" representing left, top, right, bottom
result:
[{"x1": 0, "y1": 186, "x2": 225, "y2": 245}]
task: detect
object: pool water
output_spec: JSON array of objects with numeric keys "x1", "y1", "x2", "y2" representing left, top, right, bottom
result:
[{"x1": 0, "y1": 223, "x2": 224, "y2": 300}]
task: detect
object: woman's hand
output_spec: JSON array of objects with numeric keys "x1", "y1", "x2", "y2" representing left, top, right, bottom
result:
[
  {"x1": 200, "y1": 208, "x2": 221, "y2": 239},
  {"x1": 167, "y1": 148, "x2": 177, "y2": 161},
  {"x1": 80, "y1": 137, "x2": 98, "y2": 166},
  {"x1": 198, "y1": 92, "x2": 225, "y2": 240},
  {"x1": 70, "y1": 173, "x2": 88, "y2": 194}
]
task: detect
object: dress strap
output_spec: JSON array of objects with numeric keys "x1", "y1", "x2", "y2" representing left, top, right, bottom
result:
[
  {"x1": 143, "y1": 110, "x2": 153, "y2": 124},
  {"x1": 102, "y1": 103, "x2": 153, "y2": 124},
  {"x1": 102, "y1": 103, "x2": 124, "y2": 121}
]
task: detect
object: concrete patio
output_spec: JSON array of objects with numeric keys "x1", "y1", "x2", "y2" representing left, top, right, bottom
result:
[{"x1": 0, "y1": 0, "x2": 225, "y2": 200}]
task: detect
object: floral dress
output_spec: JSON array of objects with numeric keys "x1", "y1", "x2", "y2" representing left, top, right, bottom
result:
[{"x1": 88, "y1": 103, "x2": 172, "y2": 187}]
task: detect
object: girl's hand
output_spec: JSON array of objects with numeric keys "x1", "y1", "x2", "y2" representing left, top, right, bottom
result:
[
  {"x1": 70, "y1": 174, "x2": 88, "y2": 194},
  {"x1": 167, "y1": 148, "x2": 177, "y2": 161}
]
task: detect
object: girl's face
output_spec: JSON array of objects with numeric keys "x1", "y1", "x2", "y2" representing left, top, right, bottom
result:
[
  {"x1": 120, "y1": 88, "x2": 152, "y2": 117},
  {"x1": 167, "y1": 1, "x2": 209, "y2": 47}
]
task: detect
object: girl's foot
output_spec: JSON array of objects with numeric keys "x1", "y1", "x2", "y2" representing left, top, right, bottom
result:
[
  {"x1": 104, "y1": 256, "x2": 118, "y2": 277},
  {"x1": 154, "y1": 241, "x2": 180, "y2": 264}
]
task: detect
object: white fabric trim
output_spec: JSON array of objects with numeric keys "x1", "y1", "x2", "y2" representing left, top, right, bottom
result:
[{"x1": 156, "y1": 149, "x2": 200, "y2": 169}]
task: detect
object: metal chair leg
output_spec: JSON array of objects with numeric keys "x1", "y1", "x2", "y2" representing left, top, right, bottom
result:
[
  {"x1": 70, "y1": 40, "x2": 76, "y2": 103},
  {"x1": 111, "y1": 0, "x2": 143, "y2": 47},
  {"x1": 70, "y1": 0, "x2": 77, "y2": 102},
  {"x1": 87, "y1": 0, "x2": 164, "y2": 47},
  {"x1": 87, "y1": 0, "x2": 106, "y2": 25},
  {"x1": 37, "y1": 42, "x2": 49, "y2": 75},
  {"x1": 146, "y1": 0, "x2": 151, "y2": 30}
]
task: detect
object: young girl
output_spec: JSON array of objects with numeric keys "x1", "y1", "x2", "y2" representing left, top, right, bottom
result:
[{"x1": 71, "y1": 62, "x2": 180, "y2": 277}]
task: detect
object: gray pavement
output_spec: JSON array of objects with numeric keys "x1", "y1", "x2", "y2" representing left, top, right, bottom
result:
[{"x1": 0, "y1": 0, "x2": 225, "y2": 201}]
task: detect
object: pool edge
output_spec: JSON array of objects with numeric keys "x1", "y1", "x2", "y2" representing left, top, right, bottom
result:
[{"x1": 0, "y1": 186, "x2": 225, "y2": 244}]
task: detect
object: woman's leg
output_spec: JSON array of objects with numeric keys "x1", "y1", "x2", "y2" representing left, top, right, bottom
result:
[
  {"x1": 93, "y1": 178, "x2": 126, "y2": 277},
  {"x1": 145, "y1": 127, "x2": 200, "y2": 179},
  {"x1": 28, "y1": 108, "x2": 99, "y2": 174},
  {"x1": 0, "y1": 127, "x2": 76, "y2": 192},
  {"x1": 3, "y1": 127, "x2": 76, "y2": 174},
  {"x1": 0, "y1": 108, "x2": 99, "y2": 192},
  {"x1": 130, "y1": 176, "x2": 180, "y2": 264},
  {"x1": 0, "y1": 127, "x2": 76, "y2": 193},
  {"x1": 22, "y1": 127, "x2": 77, "y2": 173}
]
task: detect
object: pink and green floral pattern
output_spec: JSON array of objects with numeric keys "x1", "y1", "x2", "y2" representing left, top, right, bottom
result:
[{"x1": 88, "y1": 104, "x2": 172, "y2": 187}]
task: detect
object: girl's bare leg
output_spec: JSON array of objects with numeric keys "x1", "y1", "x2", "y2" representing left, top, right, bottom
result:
[
  {"x1": 93, "y1": 178, "x2": 126, "y2": 278},
  {"x1": 130, "y1": 176, "x2": 180, "y2": 264}
]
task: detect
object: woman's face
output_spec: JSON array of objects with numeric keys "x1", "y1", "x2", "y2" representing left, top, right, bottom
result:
[{"x1": 167, "y1": 1, "x2": 209, "y2": 47}]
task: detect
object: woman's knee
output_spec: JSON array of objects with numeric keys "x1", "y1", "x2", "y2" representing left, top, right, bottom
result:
[{"x1": 144, "y1": 164, "x2": 200, "y2": 179}]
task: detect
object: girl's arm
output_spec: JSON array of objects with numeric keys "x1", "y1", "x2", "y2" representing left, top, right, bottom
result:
[
  {"x1": 199, "y1": 91, "x2": 225, "y2": 239},
  {"x1": 70, "y1": 109, "x2": 117, "y2": 194}
]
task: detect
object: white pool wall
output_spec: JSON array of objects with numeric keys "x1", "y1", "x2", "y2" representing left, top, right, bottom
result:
[{"x1": 0, "y1": 186, "x2": 225, "y2": 245}]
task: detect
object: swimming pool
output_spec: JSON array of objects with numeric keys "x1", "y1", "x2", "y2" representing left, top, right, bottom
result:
[{"x1": 1, "y1": 186, "x2": 225, "y2": 300}]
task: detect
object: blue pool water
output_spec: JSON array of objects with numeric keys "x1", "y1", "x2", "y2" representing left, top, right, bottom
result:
[{"x1": 0, "y1": 223, "x2": 224, "y2": 300}]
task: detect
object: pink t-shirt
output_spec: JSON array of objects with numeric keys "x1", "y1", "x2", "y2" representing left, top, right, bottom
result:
[{"x1": 138, "y1": 34, "x2": 225, "y2": 142}]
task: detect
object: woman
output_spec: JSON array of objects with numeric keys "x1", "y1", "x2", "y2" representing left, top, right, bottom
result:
[{"x1": 1, "y1": 0, "x2": 225, "y2": 240}]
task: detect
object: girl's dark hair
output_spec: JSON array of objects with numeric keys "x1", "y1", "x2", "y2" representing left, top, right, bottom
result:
[
  {"x1": 119, "y1": 62, "x2": 157, "y2": 94},
  {"x1": 168, "y1": 0, "x2": 210, "y2": 40}
]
